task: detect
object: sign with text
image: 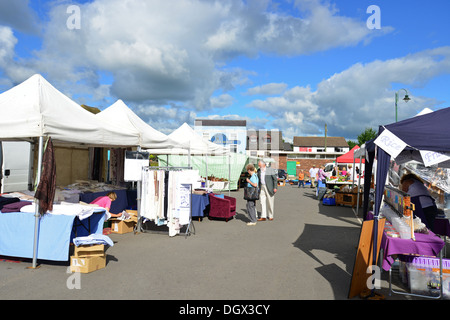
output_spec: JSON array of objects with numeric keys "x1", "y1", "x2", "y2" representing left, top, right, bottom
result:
[
  {"x1": 374, "y1": 129, "x2": 407, "y2": 158},
  {"x1": 419, "y1": 150, "x2": 450, "y2": 167}
]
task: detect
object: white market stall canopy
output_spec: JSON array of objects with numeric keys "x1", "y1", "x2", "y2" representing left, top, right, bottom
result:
[
  {"x1": 0, "y1": 74, "x2": 139, "y2": 147},
  {"x1": 96, "y1": 99, "x2": 177, "y2": 149},
  {"x1": 146, "y1": 122, "x2": 229, "y2": 156}
]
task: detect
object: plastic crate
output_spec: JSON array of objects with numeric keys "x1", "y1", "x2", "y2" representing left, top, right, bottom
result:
[
  {"x1": 405, "y1": 257, "x2": 450, "y2": 299},
  {"x1": 323, "y1": 198, "x2": 336, "y2": 206}
]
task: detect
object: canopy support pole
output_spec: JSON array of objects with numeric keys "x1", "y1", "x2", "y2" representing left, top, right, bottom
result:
[
  {"x1": 228, "y1": 153, "x2": 231, "y2": 196},
  {"x1": 205, "y1": 153, "x2": 209, "y2": 189},
  {"x1": 30, "y1": 136, "x2": 43, "y2": 269},
  {"x1": 356, "y1": 152, "x2": 363, "y2": 216}
]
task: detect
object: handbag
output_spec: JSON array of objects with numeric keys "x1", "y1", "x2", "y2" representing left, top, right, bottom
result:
[{"x1": 244, "y1": 186, "x2": 260, "y2": 201}]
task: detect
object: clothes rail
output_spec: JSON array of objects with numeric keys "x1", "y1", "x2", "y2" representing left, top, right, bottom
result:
[{"x1": 135, "y1": 166, "x2": 195, "y2": 238}]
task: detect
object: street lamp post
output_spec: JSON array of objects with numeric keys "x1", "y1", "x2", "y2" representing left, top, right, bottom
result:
[{"x1": 395, "y1": 88, "x2": 411, "y2": 122}]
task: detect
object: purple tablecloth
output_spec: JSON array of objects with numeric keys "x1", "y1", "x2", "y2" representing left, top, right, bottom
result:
[
  {"x1": 381, "y1": 231, "x2": 445, "y2": 271},
  {"x1": 365, "y1": 211, "x2": 445, "y2": 271}
]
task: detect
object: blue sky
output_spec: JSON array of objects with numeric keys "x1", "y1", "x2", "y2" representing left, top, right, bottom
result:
[{"x1": 1, "y1": 0, "x2": 449, "y2": 142}]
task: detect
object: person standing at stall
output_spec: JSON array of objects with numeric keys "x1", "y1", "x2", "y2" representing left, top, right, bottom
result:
[
  {"x1": 257, "y1": 160, "x2": 277, "y2": 221},
  {"x1": 317, "y1": 165, "x2": 327, "y2": 184},
  {"x1": 245, "y1": 164, "x2": 259, "y2": 226},
  {"x1": 400, "y1": 174, "x2": 438, "y2": 231}
]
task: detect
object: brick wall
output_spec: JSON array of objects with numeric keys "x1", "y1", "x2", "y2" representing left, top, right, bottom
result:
[
  {"x1": 271, "y1": 154, "x2": 287, "y2": 170},
  {"x1": 288, "y1": 159, "x2": 332, "y2": 176},
  {"x1": 271, "y1": 155, "x2": 334, "y2": 175}
]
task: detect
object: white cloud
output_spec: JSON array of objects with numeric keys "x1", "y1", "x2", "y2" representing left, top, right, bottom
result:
[
  {"x1": 0, "y1": 26, "x2": 36, "y2": 84},
  {"x1": 0, "y1": 0, "x2": 399, "y2": 135},
  {"x1": 210, "y1": 94, "x2": 235, "y2": 109},
  {"x1": 133, "y1": 104, "x2": 197, "y2": 135},
  {"x1": 1, "y1": 0, "x2": 380, "y2": 107},
  {"x1": 247, "y1": 47, "x2": 450, "y2": 140},
  {"x1": 0, "y1": 0, "x2": 40, "y2": 34},
  {"x1": 245, "y1": 83, "x2": 288, "y2": 95}
]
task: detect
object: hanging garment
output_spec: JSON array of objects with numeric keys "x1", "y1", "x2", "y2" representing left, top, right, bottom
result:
[{"x1": 35, "y1": 137, "x2": 56, "y2": 215}]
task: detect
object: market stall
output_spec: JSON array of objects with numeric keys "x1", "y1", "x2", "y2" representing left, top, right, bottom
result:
[
  {"x1": 358, "y1": 107, "x2": 450, "y2": 298},
  {"x1": 0, "y1": 74, "x2": 141, "y2": 267},
  {"x1": 95, "y1": 99, "x2": 178, "y2": 149},
  {"x1": 0, "y1": 197, "x2": 106, "y2": 261},
  {"x1": 146, "y1": 123, "x2": 233, "y2": 191}
]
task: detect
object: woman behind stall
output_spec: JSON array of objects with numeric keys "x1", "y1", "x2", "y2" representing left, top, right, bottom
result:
[
  {"x1": 245, "y1": 163, "x2": 259, "y2": 226},
  {"x1": 400, "y1": 173, "x2": 438, "y2": 231},
  {"x1": 90, "y1": 191, "x2": 122, "y2": 218}
]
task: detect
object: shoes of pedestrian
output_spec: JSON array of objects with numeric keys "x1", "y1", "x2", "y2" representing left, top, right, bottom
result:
[
  {"x1": 247, "y1": 222, "x2": 257, "y2": 226},
  {"x1": 257, "y1": 218, "x2": 266, "y2": 221},
  {"x1": 268, "y1": 218, "x2": 273, "y2": 221}
]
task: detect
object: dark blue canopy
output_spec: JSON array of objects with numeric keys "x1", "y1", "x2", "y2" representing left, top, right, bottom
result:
[
  {"x1": 362, "y1": 107, "x2": 450, "y2": 272},
  {"x1": 384, "y1": 107, "x2": 450, "y2": 154}
]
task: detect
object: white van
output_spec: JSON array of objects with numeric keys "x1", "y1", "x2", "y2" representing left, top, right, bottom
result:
[
  {"x1": 323, "y1": 162, "x2": 335, "y2": 173},
  {"x1": 0, "y1": 141, "x2": 33, "y2": 193}
]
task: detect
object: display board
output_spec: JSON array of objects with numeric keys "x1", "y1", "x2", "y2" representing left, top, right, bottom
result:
[
  {"x1": 383, "y1": 185, "x2": 415, "y2": 240},
  {"x1": 124, "y1": 151, "x2": 149, "y2": 181},
  {"x1": 348, "y1": 218, "x2": 386, "y2": 299},
  {"x1": 383, "y1": 185, "x2": 413, "y2": 216}
]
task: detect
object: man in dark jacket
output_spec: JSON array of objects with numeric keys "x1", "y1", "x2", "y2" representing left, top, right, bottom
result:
[{"x1": 257, "y1": 160, "x2": 277, "y2": 221}]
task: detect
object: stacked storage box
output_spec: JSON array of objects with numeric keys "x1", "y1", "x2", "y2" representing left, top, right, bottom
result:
[
  {"x1": 403, "y1": 257, "x2": 450, "y2": 299},
  {"x1": 70, "y1": 244, "x2": 106, "y2": 274}
]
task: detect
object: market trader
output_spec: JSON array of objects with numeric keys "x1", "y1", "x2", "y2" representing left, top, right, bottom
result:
[
  {"x1": 257, "y1": 160, "x2": 277, "y2": 221},
  {"x1": 400, "y1": 173, "x2": 438, "y2": 231},
  {"x1": 90, "y1": 191, "x2": 122, "y2": 219}
]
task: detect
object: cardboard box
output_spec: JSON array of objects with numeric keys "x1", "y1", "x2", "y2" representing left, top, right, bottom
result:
[
  {"x1": 70, "y1": 255, "x2": 106, "y2": 273},
  {"x1": 74, "y1": 244, "x2": 105, "y2": 258},
  {"x1": 124, "y1": 210, "x2": 138, "y2": 222},
  {"x1": 110, "y1": 219, "x2": 136, "y2": 234}
]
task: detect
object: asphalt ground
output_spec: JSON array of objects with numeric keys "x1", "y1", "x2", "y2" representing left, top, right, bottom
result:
[{"x1": 0, "y1": 183, "x2": 443, "y2": 303}]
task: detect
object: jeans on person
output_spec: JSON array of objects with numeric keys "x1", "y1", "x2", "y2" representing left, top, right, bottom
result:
[{"x1": 298, "y1": 180, "x2": 304, "y2": 188}]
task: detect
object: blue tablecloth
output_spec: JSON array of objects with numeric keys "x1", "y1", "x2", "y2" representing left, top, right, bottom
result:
[
  {"x1": 79, "y1": 189, "x2": 128, "y2": 214},
  {"x1": 71, "y1": 211, "x2": 107, "y2": 239},
  {"x1": 0, "y1": 210, "x2": 105, "y2": 261},
  {"x1": 191, "y1": 194, "x2": 210, "y2": 217}
]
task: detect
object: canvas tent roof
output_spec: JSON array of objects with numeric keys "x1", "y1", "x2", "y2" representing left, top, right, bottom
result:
[
  {"x1": 96, "y1": 99, "x2": 177, "y2": 149},
  {"x1": 146, "y1": 123, "x2": 229, "y2": 156},
  {"x1": 336, "y1": 145, "x2": 365, "y2": 164},
  {"x1": 0, "y1": 74, "x2": 139, "y2": 147},
  {"x1": 363, "y1": 107, "x2": 450, "y2": 270}
]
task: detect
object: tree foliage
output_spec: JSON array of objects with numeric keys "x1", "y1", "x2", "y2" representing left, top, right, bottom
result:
[{"x1": 357, "y1": 127, "x2": 377, "y2": 146}]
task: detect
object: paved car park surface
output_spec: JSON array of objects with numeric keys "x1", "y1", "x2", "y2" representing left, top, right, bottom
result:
[{"x1": 0, "y1": 184, "x2": 436, "y2": 301}]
